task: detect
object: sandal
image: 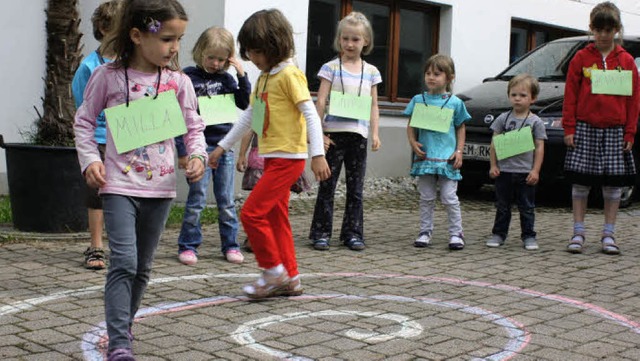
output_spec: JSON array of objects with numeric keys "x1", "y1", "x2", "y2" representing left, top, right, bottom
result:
[
  {"x1": 567, "y1": 234, "x2": 585, "y2": 254},
  {"x1": 84, "y1": 247, "x2": 106, "y2": 270},
  {"x1": 274, "y1": 276, "x2": 304, "y2": 297},
  {"x1": 243, "y1": 271, "x2": 291, "y2": 299},
  {"x1": 601, "y1": 236, "x2": 621, "y2": 255}
]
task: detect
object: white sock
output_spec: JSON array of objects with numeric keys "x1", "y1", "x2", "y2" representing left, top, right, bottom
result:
[{"x1": 265, "y1": 264, "x2": 285, "y2": 276}]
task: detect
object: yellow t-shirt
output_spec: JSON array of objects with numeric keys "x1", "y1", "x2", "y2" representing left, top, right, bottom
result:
[{"x1": 252, "y1": 65, "x2": 311, "y2": 154}]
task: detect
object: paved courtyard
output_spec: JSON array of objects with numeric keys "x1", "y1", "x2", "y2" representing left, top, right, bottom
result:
[{"x1": 1, "y1": 185, "x2": 640, "y2": 360}]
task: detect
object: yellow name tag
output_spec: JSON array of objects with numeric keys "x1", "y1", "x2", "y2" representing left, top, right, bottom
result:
[
  {"x1": 105, "y1": 90, "x2": 187, "y2": 154},
  {"x1": 409, "y1": 104, "x2": 454, "y2": 133}
]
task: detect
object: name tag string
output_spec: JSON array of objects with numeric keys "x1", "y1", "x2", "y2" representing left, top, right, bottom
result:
[
  {"x1": 254, "y1": 72, "x2": 270, "y2": 100},
  {"x1": 338, "y1": 58, "x2": 364, "y2": 96},
  {"x1": 124, "y1": 66, "x2": 162, "y2": 107},
  {"x1": 502, "y1": 110, "x2": 531, "y2": 133},
  {"x1": 601, "y1": 54, "x2": 625, "y2": 73},
  {"x1": 421, "y1": 92, "x2": 452, "y2": 110}
]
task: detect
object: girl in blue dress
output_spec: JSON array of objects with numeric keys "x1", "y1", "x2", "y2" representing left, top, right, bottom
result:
[{"x1": 404, "y1": 54, "x2": 471, "y2": 250}]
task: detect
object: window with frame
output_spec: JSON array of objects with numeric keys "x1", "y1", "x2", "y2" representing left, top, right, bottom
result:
[
  {"x1": 306, "y1": 0, "x2": 440, "y2": 104},
  {"x1": 510, "y1": 20, "x2": 583, "y2": 64}
]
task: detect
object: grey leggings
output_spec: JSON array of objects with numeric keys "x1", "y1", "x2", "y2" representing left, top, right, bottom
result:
[{"x1": 102, "y1": 195, "x2": 172, "y2": 351}]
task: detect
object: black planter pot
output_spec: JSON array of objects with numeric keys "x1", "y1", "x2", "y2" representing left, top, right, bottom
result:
[{"x1": 0, "y1": 136, "x2": 88, "y2": 232}]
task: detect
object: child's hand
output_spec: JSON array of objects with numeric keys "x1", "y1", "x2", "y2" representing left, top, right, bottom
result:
[
  {"x1": 371, "y1": 135, "x2": 381, "y2": 151},
  {"x1": 177, "y1": 156, "x2": 188, "y2": 169},
  {"x1": 236, "y1": 154, "x2": 247, "y2": 172},
  {"x1": 624, "y1": 141, "x2": 633, "y2": 152},
  {"x1": 489, "y1": 165, "x2": 500, "y2": 179},
  {"x1": 208, "y1": 147, "x2": 225, "y2": 169},
  {"x1": 323, "y1": 134, "x2": 334, "y2": 152},
  {"x1": 84, "y1": 161, "x2": 106, "y2": 188},
  {"x1": 228, "y1": 57, "x2": 245, "y2": 77},
  {"x1": 311, "y1": 155, "x2": 331, "y2": 181},
  {"x1": 449, "y1": 150, "x2": 463, "y2": 169},
  {"x1": 411, "y1": 141, "x2": 426, "y2": 159},
  {"x1": 185, "y1": 156, "x2": 205, "y2": 183},
  {"x1": 564, "y1": 134, "x2": 575, "y2": 148},
  {"x1": 526, "y1": 170, "x2": 540, "y2": 185}
]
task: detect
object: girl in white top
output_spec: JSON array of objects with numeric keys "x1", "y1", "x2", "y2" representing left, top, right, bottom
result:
[{"x1": 309, "y1": 11, "x2": 382, "y2": 251}]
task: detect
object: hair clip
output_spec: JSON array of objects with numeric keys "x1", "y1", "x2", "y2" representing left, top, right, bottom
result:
[{"x1": 144, "y1": 17, "x2": 161, "y2": 33}]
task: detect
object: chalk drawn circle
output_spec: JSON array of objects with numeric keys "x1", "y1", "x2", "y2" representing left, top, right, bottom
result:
[
  {"x1": 2, "y1": 272, "x2": 639, "y2": 360},
  {"x1": 80, "y1": 293, "x2": 527, "y2": 361}
]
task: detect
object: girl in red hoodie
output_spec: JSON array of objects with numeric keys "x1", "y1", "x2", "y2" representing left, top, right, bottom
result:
[{"x1": 563, "y1": 1, "x2": 640, "y2": 255}]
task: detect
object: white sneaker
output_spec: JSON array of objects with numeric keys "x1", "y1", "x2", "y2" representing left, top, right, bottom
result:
[
  {"x1": 448, "y1": 234, "x2": 465, "y2": 250},
  {"x1": 414, "y1": 233, "x2": 431, "y2": 247},
  {"x1": 523, "y1": 238, "x2": 539, "y2": 250},
  {"x1": 486, "y1": 235, "x2": 505, "y2": 248}
]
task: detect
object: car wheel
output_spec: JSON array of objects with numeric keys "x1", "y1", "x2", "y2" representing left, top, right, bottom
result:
[{"x1": 458, "y1": 179, "x2": 484, "y2": 194}]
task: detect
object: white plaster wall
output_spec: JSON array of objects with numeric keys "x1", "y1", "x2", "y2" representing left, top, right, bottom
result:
[
  {"x1": 224, "y1": 0, "x2": 310, "y2": 82},
  {"x1": 438, "y1": 0, "x2": 640, "y2": 93},
  {"x1": 78, "y1": 0, "x2": 225, "y2": 66},
  {"x1": 0, "y1": 0, "x2": 46, "y2": 161},
  {"x1": 3, "y1": 0, "x2": 640, "y2": 196}
]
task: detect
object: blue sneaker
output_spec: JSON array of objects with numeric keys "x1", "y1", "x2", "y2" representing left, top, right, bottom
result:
[
  {"x1": 312, "y1": 238, "x2": 329, "y2": 250},
  {"x1": 345, "y1": 237, "x2": 365, "y2": 251}
]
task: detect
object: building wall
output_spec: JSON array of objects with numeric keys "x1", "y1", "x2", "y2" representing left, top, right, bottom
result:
[{"x1": 2, "y1": 0, "x2": 640, "y2": 200}]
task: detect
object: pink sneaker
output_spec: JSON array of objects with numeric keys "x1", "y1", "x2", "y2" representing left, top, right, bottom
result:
[
  {"x1": 225, "y1": 250, "x2": 244, "y2": 264},
  {"x1": 178, "y1": 250, "x2": 198, "y2": 265}
]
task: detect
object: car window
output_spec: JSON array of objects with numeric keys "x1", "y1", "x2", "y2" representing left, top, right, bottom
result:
[
  {"x1": 622, "y1": 41, "x2": 640, "y2": 58},
  {"x1": 501, "y1": 40, "x2": 583, "y2": 79}
]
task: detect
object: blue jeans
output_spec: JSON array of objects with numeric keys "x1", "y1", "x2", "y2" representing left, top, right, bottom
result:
[
  {"x1": 102, "y1": 195, "x2": 172, "y2": 352},
  {"x1": 178, "y1": 148, "x2": 239, "y2": 255},
  {"x1": 492, "y1": 172, "x2": 536, "y2": 241}
]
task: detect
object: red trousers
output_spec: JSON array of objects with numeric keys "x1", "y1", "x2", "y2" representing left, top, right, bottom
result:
[{"x1": 241, "y1": 158, "x2": 305, "y2": 277}]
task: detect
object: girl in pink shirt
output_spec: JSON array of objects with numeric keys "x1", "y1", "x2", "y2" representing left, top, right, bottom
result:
[{"x1": 73, "y1": 0, "x2": 206, "y2": 359}]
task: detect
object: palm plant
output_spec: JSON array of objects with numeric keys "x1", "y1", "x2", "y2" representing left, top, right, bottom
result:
[{"x1": 33, "y1": 0, "x2": 83, "y2": 146}]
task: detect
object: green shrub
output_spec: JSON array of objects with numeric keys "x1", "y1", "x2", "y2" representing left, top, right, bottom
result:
[
  {"x1": 0, "y1": 196, "x2": 11, "y2": 224},
  {"x1": 165, "y1": 204, "x2": 219, "y2": 228}
]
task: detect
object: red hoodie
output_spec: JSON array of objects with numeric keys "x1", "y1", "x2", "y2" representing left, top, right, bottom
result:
[{"x1": 562, "y1": 43, "x2": 640, "y2": 143}]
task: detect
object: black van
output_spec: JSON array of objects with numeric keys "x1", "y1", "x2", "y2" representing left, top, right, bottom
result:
[{"x1": 459, "y1": 35, "x2": 640, "y2": 207}]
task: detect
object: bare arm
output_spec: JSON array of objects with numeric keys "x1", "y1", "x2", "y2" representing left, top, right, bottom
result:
[
  {"x1": 449, "y1": 123, "x2": 465, "y2": 169},
  {"x1": 526, "y1": 139, "x2": 545, "y2": 185},
  {"x1": 489, "y1": 134, "x2": 500, "y2": 179},
  {"x1": 370, "y1": 85, "x2": 381, "y2": 151},
  {"x1": 236, "y1": 131, "x2": 254, "y2": 172},
  {"x1": 406, "y1": 120, "x2": 425, "y2": 159}
]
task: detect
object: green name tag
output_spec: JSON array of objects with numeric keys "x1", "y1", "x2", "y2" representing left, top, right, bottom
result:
[
  {"x1": 328, "y1": 90, "x2": 372, "y2": 120},
  {"x1": 409, "y1": 104, "x2": 454, "y2": 133},
  {"x1": 493, "y1": 126, "x2": 535, "y2": 160},
  {"x1": 591, "y1": 69, "x2": 633, "y2": 96},
  {"x1": 198, "y1": 94, "x2": 237, "y2": 125},
  {"x1": 252, "y1": 98, "x2": 266, "y2": 136},
  {"x1": 105, "y1": 90, "x2": 187, "y2": 154}
]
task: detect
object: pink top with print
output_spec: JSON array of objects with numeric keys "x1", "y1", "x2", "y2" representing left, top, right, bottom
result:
[{"x1": 74, "y1": 65, "x2": 207, "y2": 198}]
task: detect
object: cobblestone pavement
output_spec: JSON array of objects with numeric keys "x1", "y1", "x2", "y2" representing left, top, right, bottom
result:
[{"x1": 2, "y1": 186, "x2": 640, "y2": 360}]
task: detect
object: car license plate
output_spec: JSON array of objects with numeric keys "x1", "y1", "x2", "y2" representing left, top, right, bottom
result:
[{"x1": 463, "y1": 143, "x2": 490, "y2": 161}]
